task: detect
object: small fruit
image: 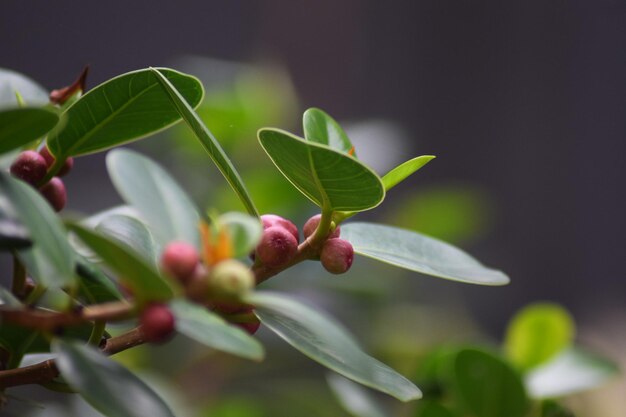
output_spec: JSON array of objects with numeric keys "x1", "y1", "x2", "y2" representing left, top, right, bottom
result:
[
  {"x1": 39, "y1": 177, "x2": 67, "y2": 212},
  {"x1": 184, "y1": 263, "x2": 210, "y2": 303},
  {"x1": 225, "y1": 308, "x2": 261, "y2": 335},
  {"x1": 303, "y1": 214, "x2": 340, "y2": 240},
  {"x1": 160, "y1": 241, "x2": 200, "y2": 284},
  {"x1": 39, "y1": 147, "x2": 74, "y2": 177},
  {"x1": 320, "y1": 238, "x2": 354, "y2": 274},
  {"x1": 9, "y1": 151, "x2": 48, "y2": 185},
  {"x1": 208, "y1": 259, "x2": 255, "y2": 299},
  {"x1": 140, "y1": 304, "x2": 176, "y2": 343},
  {"x1": 261, "y1": 214, "x2": 299, "y2": 242},
  {"x1": 255, "y1": 226, "x2": 298, "y2": 267}
]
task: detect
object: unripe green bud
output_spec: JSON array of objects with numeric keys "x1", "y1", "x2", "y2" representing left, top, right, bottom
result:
[
  {"x1": 140, "y1": 303, "x2": 175, "y2": 343},
  {"x1": 303, "y1": 214, "x2": 340, "y2": 240},
  {"x1": 261, "y1": 214, "x2": 299, "y2": 242},
  {"x1": 160, "y1": 241, "x2": 200, "y2": 284},
  {"x1": 208, "y1": 259, "x2": 255, "y2": 300},
  {"x1": 320, "y1": 238, "x2": 354, "y2": 274},
  {"x1": 10, "y1": 151, "x2": 48, "y2": 185},
  {"x1": 255, "y1": 226, "x2": 298, "y2": 267}
]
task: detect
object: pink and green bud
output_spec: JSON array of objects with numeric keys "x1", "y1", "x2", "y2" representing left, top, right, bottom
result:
[
  {"x1": 303, "y1": 214, "x2": 340, "y2": 240},
  {"x1": 208, "y1": 259, "x2": 255, "y2": 300}
]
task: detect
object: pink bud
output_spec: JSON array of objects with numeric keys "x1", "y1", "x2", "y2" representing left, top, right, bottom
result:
[
  {"x1": 303, "y1": 214, "x2": 340, "y2": 240},
  {"x1": 39, "y1": 177, "x2": 67, "y2": 212},
  {"x1": 320, "y1": 238, "x2": 354, "y2": 274},
  {"x1": 261, "y1": 214, "x2": 299, "y2": 242},
  {"x1": 160, "y1": 241, "x2": 200, "y2": 284},
  {"x1": 255, "y1": 226, "x2": 298, "y2": 267},
  {"x1": 140, "y1": 303, "x2": 175, "y2": 343},
  {"x1": 10, "y1": 151, "x2": 48, "y2": 185}
]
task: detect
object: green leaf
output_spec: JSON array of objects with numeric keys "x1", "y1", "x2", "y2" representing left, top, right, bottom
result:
[
  {"x1": 525, "y1": 348, "x2": 619, "y2": 399},
  {"x1": 150, "y1": 67, "x2": 259, "y2": 217},
  {"x1": 96, "y1": 214, "x2": 158, "y2": 266},
  {"x1": 0, "y1": 172, "x2": 75, "y2": 288},
  {"x1": 170, "y1": 299, "x2": 264, "y2": 361},
  {"x1": 504, "y1": 303, "x2": 575, "y2": 371},
  {"x1": 247, "y1": 291, "x2": 421, "y2": 402},
  {"x1": 341, "y1": 222, "x2": 509, "y2": 285},
  {"x1": 0, "y1": 192, "x2": 31, "y2": 250},
  {"x1": 47, "y1": 68, "x2": 204, "y2": 158},
  {"x1": 68, "y1": 223, "x2": 173, "y2": 302},
  {"x1": 258, "y1": 129, "x2": 384, "y2": 212},
  {"x1": 382, "y1": 156, "x2": 435, "y2": 191},
  {"x1": 0, "y1": 107, "x2": 60, "y2": 154},
  {"x1": 415, "y1": 401, "x2": 455, "y2": 417},
  {"x1": 303, "y1": 108, "x2": 354, "y2": 155},
  {"x1": 540, "y1": 400, "x2": 575, "y2": 417},
  {"x1": 0, "y1": 68, "x2": 49, "y2": 106},
  {"x1": 0, "y1": 287, "x2": 21, "y2": 307},
  {"x1": 327, "y1": 374, "x2": 389, "y2": 417},
  {"x1": 107, "y1": 148, "x2": 200, "y2": 249},
  {"x1": 76, "y1": 256, "x2": 124, "y2": 303},
  {"x1": 453, "y1": 348, "x2": 528, "y2": 417},
  {"x1": 53, "y1": 339, "x2": 175, "y2": 417},
  {"x1": 218, "y1": 212, "x2": 263, "y2": 259}
]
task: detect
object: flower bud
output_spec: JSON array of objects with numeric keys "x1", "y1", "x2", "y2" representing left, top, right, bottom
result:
[
  {"x1": 261, "y1": 214, "x2": 299, "y2": 242},
  {"x1": 303, "y1": 214, "x2": 340, "y2": 240},
  {"x1": 10, "y1": 151, "x2": 48, "y2": 185},
  {"x1": 160, "y1": 241, "x2": 200, "y2": 284},
  {"x1": 39, "y1": 177, "x2": 67, "y2": 212},
  {"x1": 39, "y1": 147, "x2": 74, "y2": 177},
  {"x1": 255, "y1": 226, "x2": 298, "y2": 267},
  {"x1": 320, "y1": 238, "x2": 354, "y2": 274},
  {"x1": 208, "y1": 259, "x2": 255, "y2": 300},
  {"x1": 140, "y1": 303, "x2": 175, "y2": 343}
]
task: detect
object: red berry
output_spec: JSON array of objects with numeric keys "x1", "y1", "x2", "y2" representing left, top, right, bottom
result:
[
  {"x1": 10, "y1": 151, "x2": 48, "y2": 185},
  {"x1": 320, "y1": 238, "x2": 354, "y2": 274},
  {"x1": 160, "y1": 241, "x2": 200, "y2": 284},
  {"x1": 39, "y1": 177, "x2": 66, "y2": 212},
  {"x1": 303, "y1": 214, "x2": 340, "y2": 240},
  {"x1": 39, "y1": 147, "x2": 74, "y2": 177},
  {"x1": 140, "y1": 304, "x2": 175, "y2": 343},
  {"x1": 255, "y1": 226, "x2": 298, "y2": 267},
  {"x1": 261, "y1": 214, "x2": 299, "y2": 242}
]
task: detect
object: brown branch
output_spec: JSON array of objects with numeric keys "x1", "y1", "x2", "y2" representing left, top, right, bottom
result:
[{"x1": 0, "y1": 327, "x2": 145, "y2": 389}]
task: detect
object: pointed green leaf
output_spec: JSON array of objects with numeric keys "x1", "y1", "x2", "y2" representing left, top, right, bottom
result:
[
  {"x1": 415, "y1": 401, "x2": 455, "y2": 417},
  {"x1": 150, "y1": 68, "x2": 259, "y2": 217},
  {"x1": 69, "y1": 223, "x2": 173, "y2": 302},
  {"x1": 0, "y1": 172, "x2": 75, "y2": 288},
  {"x1": 504, "y1": 303, "x2": 575, "y2": 371},
  {"x1": 381, "y1": 155, "x2": 435, "y2": 191},
  {"x1": 218, "y1": 212, "x2": 263, "y2": 259},
  {"x1": 525, "y1": 348, "x2": 619, "y2": 399},
  {"x1": 47, "y1": 68, "x2": 204, "y2": 158},
  {"x1": 96, "y1": 214, "x2": 158, "y2": 266},
  {"x1": 341, "y1": 222, "x2": 509, "y2": 285},
  {"x1": 0, "y1": 68, "x2": 49, "y2": 106},
  {"x1": 454, "y1": 348, "x2": 529, "y2": 417},
  {"x1": 0, "y1": 287, "x2": 21, "y2": 307},
  {"x1": 327, "y1": 374, "x2": 389, "y2": 417},
  {"x1": 258, "y1": 129, "x2": 384, "y2": 212},
  {"x1": 247, "y1": 291, "x2": 421, "y2": 402},
  {"x1": 303, "y1": 108, "x2": 354, "y2": 155},
  {"x1": 0, "y1": 192, "x2": 31, "y2": 250},
  {"x1": 170, "y1": 299, "x2": 264, "y2": 361},
  {"x1": 53, "y1": 339, "x2": 175, "y2": 417},
  {"x1": 76, "y1": 256, "x2": 124, "y2": 303},
  {"x1": 107, "y1": 149, "x2": 200, "y2": 249},
  {"x1": 0, "y1": 107, "x2": 59, "y2": 154}
]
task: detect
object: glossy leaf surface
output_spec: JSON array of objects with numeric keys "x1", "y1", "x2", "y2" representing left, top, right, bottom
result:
[
  {"x1": 258, "y1": 129, "x2": 384, "y2": 211},
  {"x1": 76, "y1": 256, "x2": 124, "y2": 303},
  {"x1": 341, "y1": 222, "x2": 509, "y2": 285},
  {"x1": 327, "y1": 374, "x2": 389, "y2": 417},
  {"x1": 303, "y1": 108, "x2": 354, "y2": 155},
  {"x1": 0, "y1": 172, "x2": 75, "y2": 288},
  {"x1": 69, "y1": 223, "x2": 173, "y2": 302},
  {"x1": 505, "y1": 303, "x2": 575, "y2": 371},
  {"x1": 381, "y1": 155, "x2": 435, "y2": 191},
  {"x1": 47, "y1": 68, "x2": 204, "y2": 158},
  {"x1": 150, "y1": 68, "x2": 259, "y2": 217},
  {"x1": 525, "y1": 348, "x2": 619, "y2": 399},
  {"x1": 107, "y1": 149, "x2": 200, "y2": 249},
  {"x1": 96, "y1": 214, "x2": 158, "y2": 266},
  {"x1": 170, "y1": 299, "x2": 264, "y2": 361},
  {"x1": 248, "y1": 291, "x2": 421, "y2": 402},
  {"x1": 53, "y1": 339, "x2": 175, "y2": 417},
  {"x1": 0, "y1": 108, "x2": 59, "y2": 154},
  {"x1": 0, "y1": 192, "x2": 31, "y2": 250},
  {"x1": 0, "y1": 68, "x2": 49, "y2": 106},
  {"x1": 454, "y1": 348, "x2": 528, "y2": 417}
]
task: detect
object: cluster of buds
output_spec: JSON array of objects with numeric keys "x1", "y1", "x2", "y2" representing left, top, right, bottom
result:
[{"x1": 303, "y1": 214, "x2": 354, "y2": 274}]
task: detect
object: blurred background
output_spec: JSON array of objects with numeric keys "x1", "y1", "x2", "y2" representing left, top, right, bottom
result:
[{"x1": 1, "y1": 1, "x2": 625, "y2": 416}]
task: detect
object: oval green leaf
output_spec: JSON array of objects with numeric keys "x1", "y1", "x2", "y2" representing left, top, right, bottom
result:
[
  {"x1": 170, "y1": 299, "x2": 264, "y2": 361},
  {"x1": 53, "y1": 339, "x2": 175, "y2": 417},
  {"x1": 382, "y1": 155, "x2": 435, "y2": 191},
  {"x1": 150, "y1": 68, "x2": 259, "y2": 217},
  {"x1": 454, "y1": 348, "x2": 528, "y2": 417},
  {"x1": 525, "y1": 348, "x2": 619, "y2": 399},
  {"x1": 107, "y1": 148, "x2": 200, "y2": 249},
  {"x1": 327, "y1": 374, "x2": 389, "y2": 417},
  {"x1": 341, "y1": 222, "x2": 509, "y2": 285},
  {"x1": 218, "y1": 212, "x2": 263, "y2": 259},
  {"x1": 0, "y1": 172, "x2": 75, "y2": 288},
  {"x1": 415, "y1": 401, "x2": 455, "y2": 417},
  {"x1": 504, "y1": 303, "x2": 575, "y2": 371},
  {"x1": 47, "y1": 68, "x2": 204, "y2": 158},
  {"x1": 0, "y1": 107, "x2": 59, "y2": 154},
  {"x1": 68, "y1": 223, "x2": 174, "y2": 302},
  {"x1": 0, "y1": 68, "x2": 49, "y2": 106},
  {"x1": 0, "y1": 192, "x2": 31, "y2": 250},
  {"x1": 96, "y1": 214, "x2": 158, "y2": 266},
  {"x1": 303, "y1": 108, "x2": 354, "y2": 155},
  {"x1": 76, "y1": 256, "x2": 124, "y2": 303},
  {"x1": 246, "y1": 291, "x2": 421, "y2": 402},
  {"x1": 258, "y1": 129, "x2": 384, "y2": 212}
]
